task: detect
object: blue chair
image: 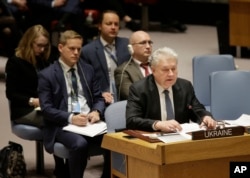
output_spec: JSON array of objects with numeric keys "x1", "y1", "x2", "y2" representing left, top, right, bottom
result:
[
  {"x1": 53, "y1": 140, "x2": 104, "y2": 160},
  {"x1": 9, "y1": 99, "x2": 44, "y2": 174},
  {"x1": 105, "y1": 100, "x2": 127, "y2": 133},
  {"x1": 210, "y1": 70, "x2": 250, "y2": 120},
  {"x1": 192, "y1": 54, "x2": 236, "y2": 111},
  {"x1": 11, "y1": 122, "x2": 44, "y2": 174},
  {"x1": 104, "y1": 100, "x2": 127, "y2": 176}
]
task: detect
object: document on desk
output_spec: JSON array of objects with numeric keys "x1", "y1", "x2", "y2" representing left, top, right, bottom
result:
[
  {"x1": 143, "y1": 123, "x2": 205, "y2": 143},
  {"x1": 63, "y1": 121, "x2": 107, "y2": 137},
  {"x1": 224, "y1": 114, "x2": 250, "y2": 127}
]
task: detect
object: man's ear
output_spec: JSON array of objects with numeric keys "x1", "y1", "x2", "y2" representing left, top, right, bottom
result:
[{"x1": 58, "y1": 43, "x2": 63, "y2": 53}]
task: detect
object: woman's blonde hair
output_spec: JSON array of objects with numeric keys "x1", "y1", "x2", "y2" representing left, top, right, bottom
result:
[{"x1": 15, "y1": 24, "x2": 51, "y2": 66}]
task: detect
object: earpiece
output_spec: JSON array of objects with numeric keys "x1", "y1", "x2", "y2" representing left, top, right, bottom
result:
[{"x1": 127, "y1": 44, "x2": 134, "y2": 55}]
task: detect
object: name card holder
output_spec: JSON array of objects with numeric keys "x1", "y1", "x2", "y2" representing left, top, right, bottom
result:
[{"x1": 192, "y1": 126, "x2": 245, "y2": 140}]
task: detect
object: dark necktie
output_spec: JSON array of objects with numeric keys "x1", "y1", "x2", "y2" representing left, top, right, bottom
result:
[
  {"x1": 69, "y1": 68, "x2": 78, "y2": 100},
  {"x1": 164, "y1": 90, "x2": 174, "y2": 120},
  {"x1": 140, "y1": 63, "x2": 150, "y2": 76}
]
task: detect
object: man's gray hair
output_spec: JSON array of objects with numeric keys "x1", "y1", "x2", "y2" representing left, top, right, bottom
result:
[{"x1": 150, "y1": 47, "x2": 178, "y2": 66}]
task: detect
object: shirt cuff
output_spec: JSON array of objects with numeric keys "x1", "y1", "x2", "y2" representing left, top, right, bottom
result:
[
  {"x1": 68, "y1": 113, "x2": 74, "y2": 123},
  {"x1": 152, "y1": 121, "x2": 159, "y2": 131}
]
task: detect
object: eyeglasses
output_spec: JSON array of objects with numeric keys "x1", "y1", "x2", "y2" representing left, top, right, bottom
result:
[
  {"x1": 132, "y1": 40, "x2": 153, "y2": 46},
  {"x1": 33, "y1": 42, "x2": 49, "y2": 49}
]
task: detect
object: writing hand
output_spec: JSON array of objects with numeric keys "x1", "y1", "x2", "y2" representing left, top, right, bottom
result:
[{"x1": 72, "y1": 114, "x2": 88, "y2": 126}]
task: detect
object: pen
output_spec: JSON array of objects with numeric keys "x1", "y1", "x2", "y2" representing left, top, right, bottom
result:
[{"x1": 157, "y1": 132, "x2": 179, "y2": 137}]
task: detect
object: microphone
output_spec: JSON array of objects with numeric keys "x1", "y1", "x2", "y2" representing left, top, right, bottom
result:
[{"x1": 187, "y1": 104, "x2": 202, "y2": 123}]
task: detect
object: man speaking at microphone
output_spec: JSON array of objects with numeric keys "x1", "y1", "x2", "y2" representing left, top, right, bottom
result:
[{"x1": 126, "y1": 47, "x2": 216, "y2": 132}]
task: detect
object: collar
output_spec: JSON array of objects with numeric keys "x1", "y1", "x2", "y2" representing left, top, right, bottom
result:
[
  {"x1": 100, "y1": 36, "x2": 115, "y2": 47},
  {"x1": 133, "y1": 58, "x2": 150, "y2": 67},
  {"x1": 59, "y1": 58, "x2": 77, "y2": 72},
  {"x1": 155, "y1": 81, "x2": 173, "y2": 95}
]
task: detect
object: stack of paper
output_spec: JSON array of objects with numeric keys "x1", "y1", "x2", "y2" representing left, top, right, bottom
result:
[
  {"x1": 224, "y1": 114, "x2": 250, "y2": 127},
  {"x1": 63, "y1": 121, "x2": 107, "y2": 137},
  {"x1": 142, "y1": 123, "x2": 204, "y2": 143}
]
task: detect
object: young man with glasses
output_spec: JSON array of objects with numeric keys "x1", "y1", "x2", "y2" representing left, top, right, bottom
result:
[{"x1": 114, "y1": 30, "x2": 153, "y2": 101}]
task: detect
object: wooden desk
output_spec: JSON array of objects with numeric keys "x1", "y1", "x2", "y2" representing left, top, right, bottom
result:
[
  {"x1": 229, "y1": 0, "x2": 250, "y2": 56},
  {"x1": 102, "y1": 132, "x2": 250, "y2": 178}
]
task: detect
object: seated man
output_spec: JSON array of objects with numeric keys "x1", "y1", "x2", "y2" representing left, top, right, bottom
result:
[
  {"x1": 126, "y1": 46, "x2": 216, "y2": 132},
  {"x1": 114, "y1": 30, "x2": 152, "y2": 100},
  {"x1": 80, "y1": 10, "x2": 131, "y2": 104},
  {"x1": 38, "y1": 30, "x2": 106, "y2": 178}
]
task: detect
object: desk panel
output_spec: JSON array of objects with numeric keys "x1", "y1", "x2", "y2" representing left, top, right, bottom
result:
[{"x1": 102, "y1": 132, "x2": 250, "y2": 178}]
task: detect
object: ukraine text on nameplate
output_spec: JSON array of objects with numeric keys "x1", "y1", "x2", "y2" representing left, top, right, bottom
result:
[{"x1": 192, "y1": 126, "x2": 245, "y2": 140}]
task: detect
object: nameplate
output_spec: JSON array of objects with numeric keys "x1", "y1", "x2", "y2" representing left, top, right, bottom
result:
[{"x1": 192, "y1": 126, "x2": 245, "y2": 140}]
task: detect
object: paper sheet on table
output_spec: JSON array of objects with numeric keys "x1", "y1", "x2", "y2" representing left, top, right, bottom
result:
[
  {"x1": 143, "y1": 123, "x2": 205, "y2": 143},
  {"x1": 63, "y1": 121, "x2": 107, "y2": 137},
  {"x1": 224, "y1": 114, "x2": 250, "y2": 127}
]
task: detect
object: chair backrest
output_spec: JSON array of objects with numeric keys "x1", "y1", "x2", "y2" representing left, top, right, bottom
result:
[
  {"x1": 210, "y1": 70, "x2": 250, "y2": 120},
  {"x1": 192, "y1": 54, "x2": 235, "y2": 111},
  {"x1": 104, "y1": 100, "x2": 127, "y2": 133}
]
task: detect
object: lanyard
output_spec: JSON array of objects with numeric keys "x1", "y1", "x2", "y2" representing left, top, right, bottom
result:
[{"x1": 104, "y1": 45, "x2": 118, "y2": 65}]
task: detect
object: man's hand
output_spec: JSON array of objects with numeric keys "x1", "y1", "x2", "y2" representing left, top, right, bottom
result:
[
  {"x1": 200, "y1": 116, "x2": 217, "y2": 130},
  {"x1": 87, "y1": 111, "x2": 100, "y2": 124},
  {"x1": 154, "y1": 120, "x2": 182, "y2": 132},
  {"x1": 72, "y1": 114, "x2": 88, "y2": 126},
  {"x1": 12, "y1": 0, "x2": 28, "y2": 11},
  {"x1": 102, "y1": 92, "x2": 114, "y2": 104},
  {"x1": 53, "y1": 0, "x2": 67, "y2": 8}
]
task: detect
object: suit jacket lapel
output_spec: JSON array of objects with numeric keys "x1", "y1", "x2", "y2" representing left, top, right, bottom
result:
[
  {"x1": 126, "y1": 60, "x2": 144, "y2": 82},
  {"x1": 96, "y1": 39, "x2": 110, "y2": 84},
  {"x1": 148, "y1": 76, "x2": 162, "y2": 119},
  {"x1": 54, "y1": 61, "x2": 68, "y2": 107}
]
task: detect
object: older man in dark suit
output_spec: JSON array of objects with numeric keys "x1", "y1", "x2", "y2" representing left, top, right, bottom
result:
[
  {"x1": 126, "y1": 47, "x2": 216, "y2": 132},
  {"x1": 38, "y1": 30, "x2": 106, "y2": 178},
  {"x1": 80, "y1": 10, "x2": 131, "y2": 104}
]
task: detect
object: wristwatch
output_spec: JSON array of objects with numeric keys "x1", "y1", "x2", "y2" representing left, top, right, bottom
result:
[{"x1": 29, "y1": 97, "x2": 34, "y2": 106}]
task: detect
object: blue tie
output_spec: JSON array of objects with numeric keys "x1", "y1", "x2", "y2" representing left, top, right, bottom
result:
[
  {"x1": 164, "y1": 90, "x2": 174, "y2": 120},
  {"x1": 69, "y1": 68, "x2": 78, "y2": 100}
]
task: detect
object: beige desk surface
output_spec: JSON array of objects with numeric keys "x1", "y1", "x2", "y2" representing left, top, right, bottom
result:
[{"x1": 102, "y1": 132, "x2": 250, "y2": 165}]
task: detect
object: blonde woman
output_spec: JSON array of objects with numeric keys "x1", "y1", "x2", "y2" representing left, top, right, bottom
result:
[{"x1": 5, "y1": 24, "x2": 52, "y2": 128}]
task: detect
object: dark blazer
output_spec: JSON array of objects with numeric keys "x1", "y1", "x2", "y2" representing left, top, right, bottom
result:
[
  {"x1": 38, "y1": 60, "x2": 105, "y2": 153},
  {"x1": 28, "y1": 0, "x2": 82, "y2": 14},
  {"x1": 126, "y1": 75, "x2": 212, "y2": 131},
  {"x1": 80, "y1": 37, "x2": 130, "y2": 92},
  {"x1": 5, "y1": 56, "x2": 50, "y2": 120},
  {"x1": 114, "y1": 59, "x2": 144, "y2": 100}
]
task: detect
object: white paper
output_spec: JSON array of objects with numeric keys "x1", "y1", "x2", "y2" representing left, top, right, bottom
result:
[
  {"x1": 63, "y1": 121, "x2": 107, "y2": 137},
  {"x1": 224, "y1": 114, "x2": 250, "y2": 127},
  {"x1": 180, "y1": 123, "x2": 206, "y2": 133},
  {"x1": 157, "y1": 134, "x2": 191, "y2": 143},
  {"x1": 142, "y1": 123, "x2": 204, "y2": 143}
]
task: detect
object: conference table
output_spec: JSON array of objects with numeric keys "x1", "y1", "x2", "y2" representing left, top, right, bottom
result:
[{"x1": 102, "y1": 132, "x2": 250, "y2": 178}]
